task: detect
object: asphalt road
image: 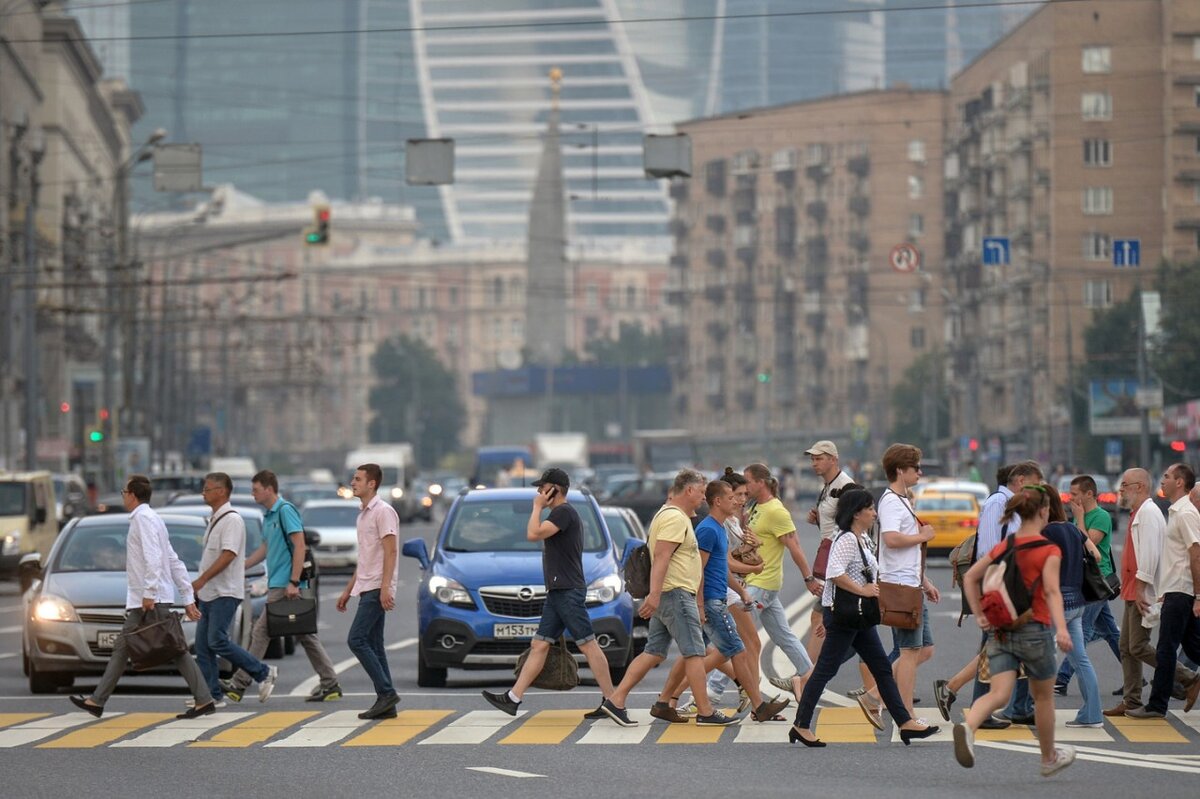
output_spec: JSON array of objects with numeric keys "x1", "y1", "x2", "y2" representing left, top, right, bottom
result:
[{"x1": 1, "y1": 511, "x2": 1197, "y2": 799}]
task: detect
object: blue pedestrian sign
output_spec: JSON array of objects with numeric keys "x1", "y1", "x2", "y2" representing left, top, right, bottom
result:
[
  {"x1": 982, "y1": 236, "x2": 1010, "y2": 265},
  {"x1": 1113, "y1": 238, "x2": 1140, "y2": 267}
]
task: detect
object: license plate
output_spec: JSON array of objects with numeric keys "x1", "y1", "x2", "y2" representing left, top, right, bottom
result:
[
  {"x1": 493, "y1": 623, "x2": 539, "y2": 639},
  {"x1": 96, "y1": 631, "x2": 120, "y2": 650}
]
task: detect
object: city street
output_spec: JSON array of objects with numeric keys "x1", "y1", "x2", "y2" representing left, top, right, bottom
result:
[{"x1": 0, "y1": 517, "x2": 1196, "y2": 798}]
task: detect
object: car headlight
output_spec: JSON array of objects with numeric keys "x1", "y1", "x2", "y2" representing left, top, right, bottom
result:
[
  {"x1": 421, "y1": 496, "x2": 433, "y2": 508},
  {"x1": 391, "y1": 487, "x2": 404, "y2": 500},
  {"x1": 2, "y1": 530, "x2": 20, "y2": 556},
  {"x1": 337, "y1": 486, "x2": 353, "y2": 499},
  {"x1": 586, "y1": 574, "x2": 623, "y2": 605},
  {"x1": 428, "y1": 575, "x2": 474, "y2": 607},
  {"x1": 34, "y1": 594, "x2": 78, "y2": 623},
  {"x1": 248, "y1": 577, "x2": 268, "y2": 598}
]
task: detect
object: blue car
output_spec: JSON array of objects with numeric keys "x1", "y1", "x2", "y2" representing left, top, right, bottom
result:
[{"x1": 402, "y1": 487, "x2": 636, "y2": 688}]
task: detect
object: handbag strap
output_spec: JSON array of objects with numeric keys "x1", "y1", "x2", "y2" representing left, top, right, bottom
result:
[
  {"x1": 834, "y1": 530, "x2": 874, "y2": 584},
  {"x1": 882, "y1": 488, "x2": 927, "y2": 580}
]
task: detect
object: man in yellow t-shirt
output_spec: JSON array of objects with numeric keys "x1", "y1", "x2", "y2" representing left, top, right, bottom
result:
[
  {"x1": 600, "y1": 470, "x2": 741, "y2": 728},
  {"x1": 743, "y1": 463, "x2": 819, "y2": 699}
]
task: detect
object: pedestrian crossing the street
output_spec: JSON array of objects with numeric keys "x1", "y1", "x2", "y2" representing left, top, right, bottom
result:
[{"x1": 0, "y1": 707, "x2": 1197, "y2": 750}]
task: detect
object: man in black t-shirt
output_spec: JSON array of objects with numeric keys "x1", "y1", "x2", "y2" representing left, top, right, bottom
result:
[{"x1": 483, "y1": 468, "x2": 616, "y2": 717}]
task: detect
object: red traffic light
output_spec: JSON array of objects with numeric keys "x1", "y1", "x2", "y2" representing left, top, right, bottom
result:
[
  {"x1": 968, "y1": 438, "x2": 979, "y2": 452},
  {"x1": 1170, "y1": 440, "x2": 1186, "y2": 452},
  {"x1": 60, "y1": 402, "x2": 71, "y2": 413},
  {"x1": 99, "y1": 408, "x2": 110, "y2": 421},
  {"x1": 316, "y1": 207, "x2": 331, "y2": 223}
]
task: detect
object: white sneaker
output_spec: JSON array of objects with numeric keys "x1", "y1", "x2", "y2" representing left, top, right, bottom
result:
[
  {"x1": 953, "y1": 723, "x2": 975, "y2": 768},
  {"x1": 1040, "y1": 746, "x2": 1077, "y2": 778},
  {"x1": 186, "y1": 699, "x2": 226, "y2": 709},
  {"x1": 1064, "y1": 720, "x2": 1103, "y2": 728},
  {"x1": 259, "y1": 665, "x2": 278, "y2": 703}
]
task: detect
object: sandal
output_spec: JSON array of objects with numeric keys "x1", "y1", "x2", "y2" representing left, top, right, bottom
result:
[{"x1": 856, "y1": 694, "x2": 884, "y2": 731}]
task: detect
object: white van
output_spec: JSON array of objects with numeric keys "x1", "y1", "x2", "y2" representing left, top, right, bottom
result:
[{"x1": 0, "y1": 471, "x2": 57, "y2": 579}]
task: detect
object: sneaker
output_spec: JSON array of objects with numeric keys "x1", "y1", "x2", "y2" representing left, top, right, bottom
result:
[
  {"x1": 358, "y1": 693, "x2": 400, "y2": 720},
  {"x1": 1064, "y1": 720, "x2": 1103, "y2": 728},
  {"x1": 847, "y1": 686, "x2": 868, "y2": 698},
  {"x1": 695, "y1": 710, "x2": 740, "y2": 726},
  {"x1": 185, "y1": 698, "x2": 227, "y2": 709},
  {"x1": 1008, "y1": 713, "x2": 1036, "y2": 726},
  {"x1": 953, "y1": 723, "x2": 975, "y2": 768},
  {"x1": 583, "y1": 704, "x2": 607, "y2": 720},
  {"x1": 735, "y1": 692, "x2": 753, "y2": 716},
  {"x1": 220, "y1": 680, "x2": 243, "y2": 704},
  {"x1": 752, "y1": 696, "x2": 791, "y2": 722},
  {"x1": 1124, "y1": 707, "x2": 1165, "y2": 719},
  {"x1": 1053, "y1": 683, "x2": 1068, "y2": 697},
  {"x1": 481, "y1": 690, "x2": 520, "y2": 716},
  {"x1": 258, "y1": 665, "x2": 278, "y2": 703},
  {"x1": 176, "y1": 701, "x2": 217, "y2": 720},
  {"x1": 978, "y1": 715, "x2": 1011, "y2": 730},
  {"x1": 305, "y1": 684, "x2": 344, "y2": 702},
  {"x1": 649, "y1": 701, "x2": 689, "y2": 723},
  {"x1": 933, "y1": 679, "x2": 956, "y2": 722},
  {"x1": 681, "y1": 702, "x2": 699, "y2": 717},
  {"x1": 601, "y1": 699, "x2": 637, "y2": 727},
  {"x1": 767, "y1": 674, "x2": 798, "y2": 694},
  {"x1": 1040, "y1": 745, "x2": 1077, "y2": 778}
]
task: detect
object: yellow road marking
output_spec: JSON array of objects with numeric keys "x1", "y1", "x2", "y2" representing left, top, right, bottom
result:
[
  {"x1": 1108, "y1": 714, "x2": 1188, "y2": 744},
  {"x1": 0, "y1": 713, "x2": 49, "y2": 729},
  {"x1": 814, "y1": 707, "x2": 876, "y2": 743},
  {"x1": 38, "y1": 713, "x2": 174, "y2": 748},
  {"x1": 190, "y1": 711, "x2": 318, "y2": 748},
  {"x1": 343, "y1": 710, "x2": 453, "y2": 747},
  {"x1": 499, "y1": 710, "x2": 585, "y2": 745}
]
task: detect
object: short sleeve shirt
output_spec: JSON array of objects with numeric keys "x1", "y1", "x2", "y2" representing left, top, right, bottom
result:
[
  {"x1": 695, "y1": 516, "x2": 729, "y2": 601},
  {"x1": 352, "y1": 495, "x2": 400, "y2": 596},
  {"x1": 648, "y1": 506, "x2": 701, "y2": 594},
  {"x1": 1160, "y1": 497, "x2": 1200, "y2": 596},
  {"x1": 745, "y1": 498, "x2": 795, "y2": 591},
  {"x1": 816, "y1": 471, "x2": 854, "y2": 540},
  {"x1": 543, "y1": 503, "x2": 585, "y2": 590},
  {"x1": 877, "y1": 489, "x2": 922, "y2": 587},
  {"x1": 987, "y1": 535, "x2": 1061, "y2": 626},
  {"x1": 821, "y1": 530, "x2": 878, "y2": 609},
  {"x1": 263, "y1": 498, "x2": 306, "y2": 589},
  {"x1": 1083, "y1": 507, "x2": 1115, "y2": 577},
  {"x1": 198, "y1": 502, "x2": 246, "y2": 601},
  {"x1": 1040, "y1": 522, "x2": 1085, "y2": 610}
]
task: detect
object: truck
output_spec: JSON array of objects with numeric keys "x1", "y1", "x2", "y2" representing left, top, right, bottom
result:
[
  {"x1": 344, "y1": 443, "x2": 417, "y2": 521},
  {"x1": 533, "y1": 432, "x2": 589, "y2": 474}
]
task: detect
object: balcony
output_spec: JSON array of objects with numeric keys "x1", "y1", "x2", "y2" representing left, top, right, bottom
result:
[
  {"x1": 806, "y1": 310, "x2": 826, "y2": 332},
  {"x1": 1175, "y1": 218, "x2": 1200, "y2": 230},
  {"x1": 732, "y1": 187, "x2": 756, "y2": 215},
  {"x1": 705, "y1": 214, "x2": 727, "y2": 234},
  {"x1": 669, "y1": 253, "x2": 688, "y2": 269},
  {"x1": 806, "y1": 162, "x2": 832, "y2": 182},
  {"x1": 706, "y1": 248, "x2": 727, "y2": 269},
  {"x1": 848, "y1": 195, "x2": 870, "y2": 217},
  {"x1": 1177, "y1": 168, "x2": 1200, "y2": 182},
  {"x1": 806, "y1": 235, "x2": 828, "y2": 265},
  {"x1": 848, "y1": 231, "x2": 871, "y2": 254},
  {"x1": 847, "y1": 154, "x2": 870, "y2": 178},
  {"x1": 706, "y1": 321, "x2": 730, "y2": 340},
  {"x1": 806, "y1": 200, "x2": 827, "y2": 222},
  {"x1": 1007, "y1": 135, "x2": 1033, "y2": 155},
  {"x1": 669, "y1": 181, "x2": 689, "y2": 202},
  {"x1": 704, "y1": 284, "x2": 727, "y2": 304}
]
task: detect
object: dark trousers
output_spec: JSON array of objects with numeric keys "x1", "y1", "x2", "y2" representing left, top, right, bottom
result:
[
  {"x1": 794, "y1": 610, "x2": 912, "y2": 729},
  {"x1": 1146, "y1": 592, "x2": 1200, "y2": 713},
  {"x1": 196, "y1": 596, "x2": 268, "y2": 697},
  {"x1": 347, "y1": 589, "x2": 394, "y2": 698}
]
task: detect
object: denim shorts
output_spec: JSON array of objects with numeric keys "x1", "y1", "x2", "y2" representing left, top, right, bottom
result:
[
  {"x1": 986, "y1": 622, "x2": 1056, "y2": 681},
  {"x1": 891, "y1": 602, "x2": 934, "y2": 650},
  {"x1": 645, "y1": 588, "x2": 706, "y2": 659},
  {"x1": 702, "y1": 599, "x2": 745, "y2": 659},
  {"x1": 534, "y1": 588, "x2": 595, "y2": 645}
]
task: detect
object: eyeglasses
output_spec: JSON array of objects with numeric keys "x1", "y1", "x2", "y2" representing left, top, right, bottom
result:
[
  {"x1": 120, "y1": 489, "x2": 131, "y2": 496},
  {"x1": 200, "y1": 486, "x2": 220, "y2": 494}
]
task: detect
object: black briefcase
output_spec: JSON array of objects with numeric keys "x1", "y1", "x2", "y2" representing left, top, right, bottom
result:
[{"x1": 265, "y1": 597, "x2": 318, "y2": 637}]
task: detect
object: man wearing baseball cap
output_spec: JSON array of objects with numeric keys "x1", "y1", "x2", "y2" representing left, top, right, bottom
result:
[
  {"x1": 803, "y1": 440, "x2": 857, "y2": 668},
  {"x1": 483, "y1": 468, "x2": 616, "y2": 717}
]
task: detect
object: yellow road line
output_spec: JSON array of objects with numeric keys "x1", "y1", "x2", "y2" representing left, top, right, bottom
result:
[
  {"x1": 190, "y1": 712, "x2": 319, "y2": 748},
  {"x1": 1108, "y1": 714, "x2": 1188, "y2": 744},
  {"x1": 814, "y1": 707, "x2": 876, "y2": 743},
  {"x1": 38, "y1": 713, "x2": 175, "y2": 748},
  {"x1": 0, "y1": 713, "x2": 49, "y2": 729},
  {"x1": 343, "y1": 710, "x2": 454, "y2": 747},
  {"x1": 499, "y1": 709, "x2": 585, "y2": 745},
  {"x1": 655, "y1": 719, "x2": 726, "y2": 744}
]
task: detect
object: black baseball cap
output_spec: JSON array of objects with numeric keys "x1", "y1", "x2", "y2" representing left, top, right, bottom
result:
[{"x1": 532, "y1": 467, "x2": 570, "y2": 490}]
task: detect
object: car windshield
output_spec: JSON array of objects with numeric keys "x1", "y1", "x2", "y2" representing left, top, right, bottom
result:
[
  {"x1": 915, "y1": 496, "x2": 976, "y2": 512},
  {"x1": 54, "y1": 519, "x2": 208, "y2": 572},
  {"x1": 602, "y1": 511, "x2": 633, "y2": 549},
  {"x1": 0, "y1": 482, "x2": 26, "y2": 516},
  {"x1": 303, "y1": 505, "x2": 360, "y2": 527},
  {"x1": 443, "y1": 499, "x2": 607, "y2": 552}
]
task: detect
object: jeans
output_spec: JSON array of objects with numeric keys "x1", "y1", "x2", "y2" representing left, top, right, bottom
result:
[
  {"x1": 702, "y1": 599, "x2": 745, "y2": 659},
  {"x1": 231, "y1": 587, "x2": 338, "y2": 692},
  {"x1": 1057, "y1": 600, "x2": 1121, "y2": 685},
  {"x1": 794, "y1": 614, "x2": 911, "y2": 730},
  {"x1": 1061, "y1": 605, "x2": 1102, "y2": 724},
  {"x1": 533, "y1": 588, "x2": 594, "y2": 644},
  {"x1": 708, "y1": 586, "x2": 813, "y2": 697},
  {"x1": 347, "y1": 589, "x2": 394, "y2": 698},
  {"x1": 196, "y1": 596, "x2": 268, "y2": 698},
  {"x1": 645, "y1": 588, "x2": 706, "y2": 659},
  {"x1": 1145, "y1": 592, "x2": 1200, "y2": 714},
  {"x1": 90, "y1": 606, "x2": 211, "y2": 707},
  {"x1": 971, "y1": 630, "x2": 1033, "y2": 717}
]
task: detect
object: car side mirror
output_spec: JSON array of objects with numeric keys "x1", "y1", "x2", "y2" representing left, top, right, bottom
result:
[
  {"x1": 18, "y1": 553, "x2": 42, "y2": 593},
  {"x1": 33, "y1": 507, "x2": 47, "y2": 525},
  {"x1": 620, "y1": 539, "x2": 644, "y2": 568},
  {"x1": 401, "y1": 537, "x2": 430, "y2": 570}
]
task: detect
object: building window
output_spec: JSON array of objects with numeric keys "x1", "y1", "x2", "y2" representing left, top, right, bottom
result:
[
  {"x1": 1195, "y1": 86, "x2": 1200, "y2": 108},
  {"x1": 907, "y1": 175, "x2": 924, "y2": 199},
  {"x1": 910, "y1": 327, "x2": 926, "y2": 349},
  {"x1": 1083, "y1": 138, "x2": 1111, "y2": 166},
  {"x1": 1083, "y1": 232, "x2": 1111, "y2": 261},
  {"x1": 490, "y1": 318, "x2": 501, "y2": 339},
  {"x1": 449, "y1": 286, "x2": 459, "y2": 306},
  {"x1": 1194, "y1": 183, "x2": 1200, "y2": 205},
  {"x1": 1196, "y1": 135, "x2": 1200, "y2": 156},
  {"x1": 626, "y1": 285, "x2": 638, "y2": 308},
  {"x1": 908, "y1": 213, "x2": 924, "y2": 237},
  {"x1": 1082, "y1": 187, "x2": 1113, "y2": 215},
  {"x1": 909, "y1": 288, "x2": 927, "y2": 312},
  {"x1": 1194, "y1": 36, "x2": 1200, "y2": 59},
  {"x1": 1081, "y1": 46, "x2": 1111, "y2": 74},
  {"x1": 390, "y1": 287, "x2": 399, "y2": 307},
  {"x1": 584, "y1": 317, "x2": 600, "y2": 339},
  {"x1": 1081, "y1": 91, "x2": 1112, "y2": 120},
  {"x1": 510, "y1": 318, "x2": 523, "y2": 339},
  {"x1": 907, "y1": 140, "x2": 926, "y2": 163},
  {"x1": 585, "y1": 283, "x2": 598, "y2": 306},
  {"x1": 1083, "y1": 280, "x2": 1113, "y2": 309},
  {"x1": 418, "y1": 286, "x2": 429, "y2": 308},
  {"x1": 492, "y1": 277, "x2": 503, "y2": 304}
]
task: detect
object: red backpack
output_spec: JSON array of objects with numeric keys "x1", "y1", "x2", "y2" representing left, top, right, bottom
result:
[{"x1": 979, "y1": 536, "x2": 1053, "y2": 631}]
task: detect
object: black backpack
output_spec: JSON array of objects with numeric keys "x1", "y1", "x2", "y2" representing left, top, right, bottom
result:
[{"x1": 624, "y1": 506, "x2": 686, "y2": 599}]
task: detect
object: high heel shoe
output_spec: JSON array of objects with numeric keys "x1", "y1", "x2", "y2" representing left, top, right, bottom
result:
[
  {"x1": 788, "y1": 725, "x2": 826, "y2": 748},
  {"x1": 899, "y1": 724, "x2": 940, "y2": 746}
]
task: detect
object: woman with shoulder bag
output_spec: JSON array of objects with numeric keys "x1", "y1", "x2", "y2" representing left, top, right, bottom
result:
[
  {"x1": 1038, "y1": 487, "x2": 1104, "y2": 728},
  {"x1": 788, "y1": 489, "x2": 939, "y2": 747}
]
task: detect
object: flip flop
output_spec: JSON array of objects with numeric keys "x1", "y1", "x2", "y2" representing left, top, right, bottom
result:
[{"x1": 857, "y1": 694, "x2": 884, "y2": 731}]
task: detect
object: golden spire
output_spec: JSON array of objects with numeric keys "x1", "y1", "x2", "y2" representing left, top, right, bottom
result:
[{"x1": 549, "y1": 66, "x2": 562, "y2": 111}]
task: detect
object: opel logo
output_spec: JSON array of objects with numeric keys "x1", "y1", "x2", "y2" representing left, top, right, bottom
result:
[{"x1": 517, "y1": 586, "x2": 535, "y2": 601}]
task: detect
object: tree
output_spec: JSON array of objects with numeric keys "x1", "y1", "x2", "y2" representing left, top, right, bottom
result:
[
  {"x1": 578, "y1": 322, "x2": 667, "y2": 366},
  {"x1": 890, "y1": 351, "x2": 949, "y2": 449},
  {"x1": 1151, "y1": 258, "x2": 1200, "y2": 404},
  {"x1": 368, "y1": 335, "x2": 464, "y2": 468}
]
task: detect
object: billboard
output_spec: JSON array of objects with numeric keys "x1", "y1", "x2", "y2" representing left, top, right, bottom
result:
[
  {"x1": 1088, "y1": 380, "x2": 1163, "y2": 435},
  {"x1": 1162, "y1": 399, "x2": 1200, "y2": 442}
]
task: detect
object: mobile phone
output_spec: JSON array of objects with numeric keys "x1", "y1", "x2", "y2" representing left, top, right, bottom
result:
[{"x1": 545, "y1": 485, "x2": 558, "y2": 500}]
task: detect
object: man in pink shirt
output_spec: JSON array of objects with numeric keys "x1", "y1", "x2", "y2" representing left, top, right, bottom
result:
[{"x1": 336, "y1": 463, "x2": 400, "y2": 720}]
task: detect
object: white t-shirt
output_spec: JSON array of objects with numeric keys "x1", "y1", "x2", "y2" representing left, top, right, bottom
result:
[
  {"x1": 817, "y1": 471, "x2": 854, "y2": 540},
  {"x1": 1160, "y1": 497, "x2": 1200, "y2": 596},
  {"x1": 877, "y1": 489, "x2": 922, "y2": 588},
  {"x1": 197, "y1": 503, "x2": 246, "y2": 601}
]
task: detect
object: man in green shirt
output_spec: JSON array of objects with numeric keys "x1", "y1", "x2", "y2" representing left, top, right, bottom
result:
[{"x1": 1057, "y1": 475, "x2": 1122, "y2": 694}]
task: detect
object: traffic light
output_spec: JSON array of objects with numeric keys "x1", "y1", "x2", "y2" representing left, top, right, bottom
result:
[
  {"x1": 756, "y1": 369, "x2": 772, "y2": 384},
  {"x1": 88, "y1": 429, "x2": 104, "y2": 443},
  {"x1": 60, "y1": 401, "x2": 70, "y2": 414},
  {"x1": 305, "y1": 205, "x2": 330, "y2": 245},
  {"x1": 1170, "y1": 440, "x2": 1186, "y2": 453}
]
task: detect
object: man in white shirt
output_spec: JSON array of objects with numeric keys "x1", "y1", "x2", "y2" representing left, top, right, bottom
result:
[
  {"x1": 1126, "y1": 464, "x2": 1200, "y2": 717},
  {"x1": 804, "y1": 440, "x2": 853, "y2": 665},
  {"x1": 191, "y1": 472, "x2": 276, "y2": 707},
  {"x1": 70, "y1": 475, "x2": 214, "y2": 719}
]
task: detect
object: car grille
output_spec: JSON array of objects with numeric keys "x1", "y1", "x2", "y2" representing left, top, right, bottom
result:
[
  {"x1": 317, "y1": 545, "x2": 354, "y2": 553},
  {"x1": 87, "y1": 642, "x2": 114, "y2": 656},
  {"x1": 77, "y1": 611, "x2": 127, "y2": 625},
  {"x1": 473, "y1": 640, "x2": 581, "y2": 656},
  {"x1": 480, "y1": 595, "x2": 545, "y2": 618}
]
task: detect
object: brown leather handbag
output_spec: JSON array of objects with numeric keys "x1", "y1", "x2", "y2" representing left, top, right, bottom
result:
[
  {"x1": 878, "y1": 490, "x2": 926, "y2": 631},
  {"x1": 730, "y1": 539, "x2": 763, "y2": 567}
]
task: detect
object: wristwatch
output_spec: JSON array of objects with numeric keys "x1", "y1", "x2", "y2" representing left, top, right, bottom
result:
[
  {"x1": 803, "y1": 575, "x2": 817, "y2": 584},
  {"x1": 289, "y1": 579, "x2": 301, "y2": 587}
]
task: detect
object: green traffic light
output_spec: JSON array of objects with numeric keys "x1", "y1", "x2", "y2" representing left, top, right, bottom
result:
[
  {"x1": 89, "y1": 430, "x2": 104, "y2": 443},
  {"x1": 305, "y1": 232, "x2": 321, "y2": 243},
  {"x1": 757, "y1": 372, "x2": 771, "y2": 383}
]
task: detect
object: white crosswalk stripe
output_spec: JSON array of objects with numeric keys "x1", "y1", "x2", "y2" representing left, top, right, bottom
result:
[
  {"x1": 0, "y1": 712, "x2": 108, "y2": 748},
  {"x1": 575, "y1": 710, "x2": 654, "y2": 744},
  {"x1": 417, "y1": 709, "x2": 525, "y2": 745},
  {"x1": 265, "y1": 710, "x2": 371, "y2": 747},
  {"x1": 112, "y1": 712, "x2": 254, "y2": 748}
]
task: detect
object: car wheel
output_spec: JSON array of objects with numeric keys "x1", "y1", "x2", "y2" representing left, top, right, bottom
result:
[
  {"x1": 284, "y1": 636, "x2": 296, "y2": 656},
  {"x1": 29, "y1": 662, "x2": 68, "y2": 694},
  {"x1": 608, "y1": 664, "x2": 628, "y2": 684},
  {"x1": 265, "y1": 637, "x2": 285, "y2": 659},
  {"x1": 417, "y1": 651, "x2": 447, "y2": 688}
]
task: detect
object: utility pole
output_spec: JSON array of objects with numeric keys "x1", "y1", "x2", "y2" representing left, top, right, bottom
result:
[
  {"x1": 1136, "y1": 281, "x2": 1151, "y2": 467},
  {"x1": 22, "y1": 141, "x2": 44, "y2": 470}
]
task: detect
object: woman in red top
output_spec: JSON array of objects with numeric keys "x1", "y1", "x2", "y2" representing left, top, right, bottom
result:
[{"x1": 955, "y1": 484, "x2": 1077, "y2": 778}]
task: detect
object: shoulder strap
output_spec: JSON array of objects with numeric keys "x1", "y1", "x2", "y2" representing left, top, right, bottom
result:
[
  {"x1": 834, "y1": 530, "x2": 873, "y2": 582},
  {"x1": 277, "y1": 500, "x2": 301, "y2": 554},
  {"x1": 203, "y1": 509, "x2": 238, "y2": 549}
]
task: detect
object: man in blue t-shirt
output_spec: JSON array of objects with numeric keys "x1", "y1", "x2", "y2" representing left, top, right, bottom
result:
[
  {"x1": 653, "y1": 480, "x2": 790, "y2": 723},
  {"x1": 224, "y1": 469, "x2": 341, "y2": 703}
]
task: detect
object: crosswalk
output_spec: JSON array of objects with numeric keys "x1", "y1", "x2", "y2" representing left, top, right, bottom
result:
[{"x1": 0, "y1": 707, "x2": 1197, "y2": 750}]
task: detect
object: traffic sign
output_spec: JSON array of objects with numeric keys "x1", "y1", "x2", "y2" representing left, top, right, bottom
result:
[
  {"x1": 1113, "y1": 238, "x2": 1140, "y2": 267},
  {"x1": 888, "y1": 243, "x2": 921, "y2": 274},
  {"x1": 982, "y1": 236, "x2": 1010, "y2": 265},
  {"x1": 851, "y1": 412, "x2": 870, "y2": 443}
]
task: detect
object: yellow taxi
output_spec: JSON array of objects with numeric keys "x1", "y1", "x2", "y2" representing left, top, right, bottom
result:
[{"x1": 911, "y1": 490, "x2": 979, "y2": 554}]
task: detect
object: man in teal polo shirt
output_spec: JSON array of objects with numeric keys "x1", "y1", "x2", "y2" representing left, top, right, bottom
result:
[{"x1": 224, "y1": 469, "x2": 341, "y2": 702}]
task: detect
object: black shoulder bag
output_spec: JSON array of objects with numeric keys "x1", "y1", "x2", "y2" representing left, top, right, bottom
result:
[{"x1": 830, "y1": 531, "x2": 882, "y2": 630}]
